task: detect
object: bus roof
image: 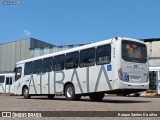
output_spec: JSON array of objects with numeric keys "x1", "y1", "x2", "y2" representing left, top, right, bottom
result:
[
  {"x1": 149, "y1": 67, "x2": 160, "y2": 71},
  {"x1": 16, "y1": 37, "x2": 144, "y2": 64},
  {"x1": 0, "y1": 73, "x2": 15, "y2": 76}
]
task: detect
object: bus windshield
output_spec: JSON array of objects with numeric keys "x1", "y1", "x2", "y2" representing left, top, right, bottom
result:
[
  {"x1": 122, "y1": 40, "x2": 147, "y2": 63},
  {"x1": 0, "y1": 76, "x2": 5, "y2": 83}
]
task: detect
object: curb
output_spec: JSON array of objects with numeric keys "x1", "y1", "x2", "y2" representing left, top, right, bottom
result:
[{"x1": 0, "y1": 93, "x2": 14, "y2": 96}]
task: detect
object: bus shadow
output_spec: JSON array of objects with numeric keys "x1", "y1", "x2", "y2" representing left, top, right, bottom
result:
[
  {"x1": 18, "y1": 97, "x2": 151, "y2": 104},
  {"x1": 97, "y1": 99, "x2": 150, "y2": 104},
  {"x1": 79, "y1": 98, "x2": 150, "y2": 104}
]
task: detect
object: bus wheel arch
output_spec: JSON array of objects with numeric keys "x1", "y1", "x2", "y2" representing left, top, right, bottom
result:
[
  {"x1": 22, "y1": 85, "x2": 31, "y2": 99},
  {"x1": 64, "y1": 82, "x2": 74, "y2": 94}
]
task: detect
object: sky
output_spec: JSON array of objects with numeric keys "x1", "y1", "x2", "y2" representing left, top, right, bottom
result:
[{"x1": 0, "y1": 0, "x2": 160, "y2": 45}]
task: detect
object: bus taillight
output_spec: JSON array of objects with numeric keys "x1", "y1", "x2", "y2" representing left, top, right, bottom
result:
[{"x1": 118, "y1": 68, "x2": 123, "y2": 80}]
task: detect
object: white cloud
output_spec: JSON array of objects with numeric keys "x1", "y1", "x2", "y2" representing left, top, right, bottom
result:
[{"x1": 23, "y1": 29, "x2": 32, "y2": 36}]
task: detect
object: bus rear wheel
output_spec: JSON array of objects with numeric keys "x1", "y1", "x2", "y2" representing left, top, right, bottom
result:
[
  {"x1": 89, "y1": 93, "x2": 104, "y2": 101},
  {"x1": 22, "y1": 87, "x2": 31, "y2": 99},
  {"x1": 65, "y1": 84, "x2": 81, "y2": 101}
]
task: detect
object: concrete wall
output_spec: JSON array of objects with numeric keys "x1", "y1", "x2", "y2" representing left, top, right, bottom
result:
[
  {"x1": 0, "y1": 38, "x2": 31, "y2": 72},
  {"x1": 145, "y1": 40, "x2": 160, "y2": 67},
  {"x1": 145, "y1": 41, "x2": 160, "y2": 58},
  {"x1": 0, "y1": 38, "x2": 55, "y2": 72},
  {"x1": 0, "y1": 38, "x2": 84, "y2": 73}
]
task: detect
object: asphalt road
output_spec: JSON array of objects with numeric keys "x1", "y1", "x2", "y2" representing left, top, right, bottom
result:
[{"x1": 0, "y1": 95, "x2": 160, "y2": 120}]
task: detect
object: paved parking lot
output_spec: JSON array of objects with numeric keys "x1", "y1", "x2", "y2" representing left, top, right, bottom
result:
[{"x1": 0, "y1": 95, "x2": 160, "y2": 120}]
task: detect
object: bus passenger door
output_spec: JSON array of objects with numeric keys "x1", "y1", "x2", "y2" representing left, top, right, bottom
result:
[
  {"x1": 32, "y1": 74, "x2": 41, "y2": 94},
  {"x1": 149, "y1": 71, "x2": 157, "y2": 90},
  {"x1": 5, "y1": 77, "x2": 13, "y2": 93},
  {"x1": 41, "y1": 72, "x2": 50, "y2": 94},
  {"x1": 14, "y1": 67, "x2": 22, "y2": 95},
  {"x1": 0, "y1": 83, "x2": 4, "y2": 93},
  {"x1": 157, "y1": 71, "x2": 160, "y2": 95},
  {"x1": 0, "y1": 76, "x2": 5, "y2": 93}
]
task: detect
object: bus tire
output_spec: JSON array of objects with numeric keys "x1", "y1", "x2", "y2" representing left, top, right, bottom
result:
[
  {"x1": 22, "y1": 87, "x2": 31, "y2": 99},
  {"x1": 48, "y1": 94, "x2": 55, "y2": 99},
  {"x1": 65, "y1": 84, "x2": 81, "y2": 100},
  {"x1": 89, "y1": 93, "x2": 104, "y2": 101}
]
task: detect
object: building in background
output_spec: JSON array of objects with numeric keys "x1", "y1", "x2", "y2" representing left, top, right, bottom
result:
[
  {"x1": 143, "y1": 38, "x2": 160, "y2": 94},
  {"x1": 0, "y1": 38, "x2": 84, "y2": 73},
  {"x1": 143, "y1": 38, "x2": 160, "y2": 67}
]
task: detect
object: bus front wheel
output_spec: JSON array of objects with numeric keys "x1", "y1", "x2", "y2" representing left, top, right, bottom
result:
[
  {"x1": 22, "y1": 87, "x2": 31, "y2": 99},
  {"x1": 65, "y1": 84, "x2": 81, "y2": 100}
]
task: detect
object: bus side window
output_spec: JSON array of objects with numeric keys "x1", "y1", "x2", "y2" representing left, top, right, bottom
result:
[
  {"x1": 15, "y1": 67, "x2": 22, "y2": 81},
  {"x1": 79, "y1": 48, "x2": 95, "y2": 67},
  {"x1": 6, "y1": 77, "x2": 12, "y2": 85},
  {"x1": 96, "y1": 44, "x2": 111, "y2": 65},
  {"x1": 65, "y1": 51, "x2": 79, "y2": 69},
  {"x1": 33, "y1": 60, "x2": 42, "y2": 74},
  {"x1": 10, "y1": 78, "x2": 12, "y2": 85},
  {"x1": 0, "y1": 76, "x2": 5, "y2": 83},
  {"x1": 42, "y1": 57, "x2": 53, "y2": 73},
  {"x1": 24, "y1": 62, "x2": 33, "y2": 75},
  {"x1": 53, "y1": 55, "x2": 65, "y2": 71}
]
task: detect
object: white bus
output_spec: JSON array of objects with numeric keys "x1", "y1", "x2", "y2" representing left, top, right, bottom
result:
[
  {"x1": 14, "y1": 37, "x2": 149, "y2": 101},
  {"x1": 149, "y1": 67, "x2": 160, "y2": 94},
  {"x1": 0, "y1": 73, "x2": 15, "y2": 94}
]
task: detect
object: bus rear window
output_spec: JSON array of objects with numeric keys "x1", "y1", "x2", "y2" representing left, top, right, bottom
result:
[{"x1": 122, "y1": 40, "x2": 147, "y2": 63}]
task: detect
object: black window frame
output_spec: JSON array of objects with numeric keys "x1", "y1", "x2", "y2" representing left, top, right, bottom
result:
[
  {"x1": 0, "y1": 76, "x2": 5, "y2": 83},
  {"x1": 33, "y1": 59, "x2": 42, "y2": 74},
  {"x1": 6, "y1": 77, "x2": 12, "y2": 85},
  {"x1": 53, "y1": 55, "x2": 65, "y2": 71},
  {"x1": 65, "y1": 51, "x2": 79, "y2": 70},
  {"x1": 96, "y1": 44, "x2": 111, "y2": 65},
  {"x1": 42, "y1": 57, "x2": 53, "y2": 73},
  {"x1": 15, "y1": 67, "x2": 22, "y2": 81},
  {"x1": 24, "y1": 62, "x2": 33, "y2": 75},
  {"x1": 79, "y1": 48, "x2": 95, "y2": 68}
]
